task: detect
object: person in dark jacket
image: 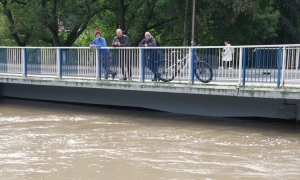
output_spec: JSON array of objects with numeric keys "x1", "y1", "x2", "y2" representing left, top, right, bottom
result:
[
  {"x1": 138, "y1": 32, "x2": 160, "y2": 81},
  {"x1": 112, "y1": 29, "x2": 131, "y2": 80},
  {"x1": 90, "y1": 30, "x2": 116, "y2": 79}
]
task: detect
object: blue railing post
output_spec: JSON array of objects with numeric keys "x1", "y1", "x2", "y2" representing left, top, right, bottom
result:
[
  {"x1": 212, "y1": 48, "x2": 216, "y2": 80},
  {"x1": 141, "y1": 49, "x2": 145, "y2": 83},
  {"x1": 97, "y1": 49, "x2": 101, "y2": 80},
  {"x1": 0, "y1": 49, "x2": 7, "y2": 73},
  {"x1": 57, "y1": 48, "x2": 62, "y2": 79},
  {"x1": 277, "y1": 47, "x2": 283, "y2": 88},
  {"x1": 242, "y1": 48, "x2": 247, "y2": 86},
  {"x1": 22, "y1": 48, "x2": 27, "y2": 77},
  {"x1": 191, "y1": 48, "x2": 195, "y2": 84}
]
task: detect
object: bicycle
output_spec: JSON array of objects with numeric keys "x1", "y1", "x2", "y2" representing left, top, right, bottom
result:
[{"x1": 157, "y1": 49, "x2": 213, "y2": 83}]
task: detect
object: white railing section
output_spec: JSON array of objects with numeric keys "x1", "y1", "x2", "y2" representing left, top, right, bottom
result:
[
  {"x1": 7, "y1": 48, "x2": 23, "y2": 74},
  {"x1": 163, "y1": 48, "x2": 190, "y2": 82},
  {"x1": 216, "y1": 47, "x2": 240, "y2": 82},
  {"x1": 40, "y1": 48, "x2": 57, "y2": 75},
  {"x1": 284, "y1": 46, "x2": 300, "y2": 83},
  {"x1": 77, "y1": 49, "x2": 96, "y2": 77},
  {"x1": 116, "y1": 48, "x2": 139, "y2": 80},
  {"x1": 0, "y1": 45, "x2": 300, "y2": 87}
]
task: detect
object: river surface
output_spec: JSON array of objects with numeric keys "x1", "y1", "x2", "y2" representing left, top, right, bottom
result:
[{"x1": 0, "y1": 98, "x2": 299, "y2": 180}]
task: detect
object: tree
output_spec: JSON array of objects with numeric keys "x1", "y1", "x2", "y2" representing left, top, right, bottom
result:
[
  {"x1": 0, "y1": 6, "x2": 15, "y2": 45},
  {"x1": 201, "y1": 0, "x2": 279, "y2": 45},
  {"x1": 0, "y1": 0, "x2": 286, "y2": 47},
  {"x1": 271, "y1": 0, "x2": 300, "y2": 44},
  {"x1": 0, "y1": 0, "x2": 102, "y2": 46}
]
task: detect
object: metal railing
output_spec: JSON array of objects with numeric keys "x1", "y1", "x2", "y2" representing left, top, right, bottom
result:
[{"x1": 0, "y1": 45, "x2": 300, "y2": 87}]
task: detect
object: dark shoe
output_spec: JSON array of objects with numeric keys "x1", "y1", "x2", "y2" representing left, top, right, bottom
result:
[
  {"x1": 152, "y1": 73, "x2": 161, "y2": 82},
  {"x1": 157, "y1": 73, "x2": 161, "y2": 80},
  {"x1": 112, "y1": 72, "x2": 117, "y2": 80},
  {"x1": 157, "y1": 73, "x2": 161, "y2": 79},
  {"x1": 104, "y1": 76, "x2": 108, "y2": 80},
  {"x1": 120, "y1": 77, "x2": 127, "y2": 81}
]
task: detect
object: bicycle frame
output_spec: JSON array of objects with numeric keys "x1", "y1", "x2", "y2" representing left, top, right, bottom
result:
[
  {"x1": 160, "y1": 48, "x2": 212, "y2": 83},
  {"x1": 172, "y1": 50, "x2": 200, "y2": 76}
]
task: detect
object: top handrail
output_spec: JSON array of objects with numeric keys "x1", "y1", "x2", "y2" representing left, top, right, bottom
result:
[{"x1": 0, "y1": 44, "x2": 300, "y2": 49}]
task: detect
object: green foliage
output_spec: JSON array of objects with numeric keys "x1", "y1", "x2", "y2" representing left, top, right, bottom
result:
[
  {"x1": 0, "y1": 10, "x2": 15, "y2": 46},
  {"x1": 271, "y1": 0, "x2": 300, "y2": 43},
  {"x1": 0, "y1": 0, "x2": 102, "y2": 46},
  {"x1": 0, "y1": 0, "x2": 296, "y2": 47},
  {"x1": 207, "y1": 0, "x2": 279, "y2": 45}
]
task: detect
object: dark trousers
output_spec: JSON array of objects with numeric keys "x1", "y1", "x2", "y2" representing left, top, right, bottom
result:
[
  {"x1": 146, "y1": 50, "x2": 160, "y2": 78},
  {"x1": 119, "y1": 50, "x2": 132, "y2": 78},
  {"x1": 101, "y1": 53, "x2": 114, "y2": 77},
  {"x1": 222, "y1": 61, "x2": 233, "y2": 68}
]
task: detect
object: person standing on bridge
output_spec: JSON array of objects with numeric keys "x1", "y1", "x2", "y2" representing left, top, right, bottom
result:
[
  {"x1": 138, "y1": 32, "x2": 160, "y2": 81},
  {"x1": 220, "y1": 40, "x2": 234, "y2": 69},
  {"x1": 112, "y1": 29, "x2": 131, "y2": 81},
  {"x1": 90, "y1": 30, "x2": 117, "y2": 79}
]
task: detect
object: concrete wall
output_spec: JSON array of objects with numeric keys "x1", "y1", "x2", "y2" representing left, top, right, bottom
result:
[{"x1": 1, "y1": 82, "x2": 299, "y2": 121}]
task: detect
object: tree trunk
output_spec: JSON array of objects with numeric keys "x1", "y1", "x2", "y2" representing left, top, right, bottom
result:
[
  {"x1": 139, "y1": 0, "x2": 158, "y2": 38},
  {"x1": 119, "y1": 0, "x2": 126, "y2": 33},
  {"x1": 183, "y1": 0, "x2": 188, "y2": 46}
]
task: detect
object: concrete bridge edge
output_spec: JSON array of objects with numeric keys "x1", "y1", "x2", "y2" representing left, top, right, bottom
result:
[{"x1": 1, "y1": 83, "x2": 299, "y2": 122}]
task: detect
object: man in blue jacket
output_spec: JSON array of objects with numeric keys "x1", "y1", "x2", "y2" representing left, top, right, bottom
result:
[{"x1": 90, "y1": 30, "x2": 116, "y2": 79}]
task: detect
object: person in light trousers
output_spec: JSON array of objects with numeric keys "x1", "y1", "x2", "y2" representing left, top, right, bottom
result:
[{"x1": 220, "y1": 40, "x2": 234, "y2": 69}]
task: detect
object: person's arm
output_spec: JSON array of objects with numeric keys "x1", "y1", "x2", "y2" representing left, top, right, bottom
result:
[
  {"x1": 147, "y1": 38, "x2": 157, "y2": 47},
  {"x1": 112, "y1": 37, "x2": 119, "y2": 47},
  {"x1": 90, "y1": 39, "x2": 96, "y2": 48},
  {"x1": 102, "y1": 38, "x2": 107, "y2": 47},
  {"x1": 120, "y1": 36, "x2": 129, "y2": 47},
  {"x1": 138, "y1": 39, "x2": 146, "y2": 47},
  {"x1": 224, "y1": 46, "x2": 231, "y2": 55},
  {"x1": 93, "y1": 38, "x2": 108, "y2": 48}
]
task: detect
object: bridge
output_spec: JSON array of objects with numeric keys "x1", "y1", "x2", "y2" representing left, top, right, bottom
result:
[{"x1": 0, "y1": 45, "x2": 300, "y2": 121}]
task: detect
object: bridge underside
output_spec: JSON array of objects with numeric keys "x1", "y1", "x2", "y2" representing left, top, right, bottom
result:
[{"x1": 0, "y1": 83, "x2": 299, "y2": 121}]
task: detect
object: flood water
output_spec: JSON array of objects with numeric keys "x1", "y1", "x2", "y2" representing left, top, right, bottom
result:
[{"x1": 0, "y1": 98, "x2": 300, "y2": 180}]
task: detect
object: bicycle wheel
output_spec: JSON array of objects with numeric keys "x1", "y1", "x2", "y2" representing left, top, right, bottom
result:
[
  {"x1": 158, "y1": 60, "x2": 178, "y2": 82},
  {"x1": 194, "y1": 60, "x2": 212, "y2": 83}
]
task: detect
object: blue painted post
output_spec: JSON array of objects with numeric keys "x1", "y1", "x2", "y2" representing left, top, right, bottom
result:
[
  {"x1": 97, "y1": 49, "x2": 101, "y2": 80},
  {"x1": 242, "y1": 48, "x2": 247, "y2": 86},
  {"x1": 212, "y1": 48, "x2": 216, "y2": 78},
  {"x1": 277, "y1": 47, "x2": 282, "y2": 88},
  {"x1": 58, "y1": 49, "x2": 62, "y2": 79},
  {"x1": 141, "y1": 49, "x2": 145, "y2": 83},
  {"x1": 191, "y1": 48, "x2": 195, "y2": 84},
  {"x1": 23, "y1": 48, "x2": 27, "y2": 77}
]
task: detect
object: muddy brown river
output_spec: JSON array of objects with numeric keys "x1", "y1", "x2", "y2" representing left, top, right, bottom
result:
[{"x1": 0, "y1": 98, "x2": 299, "y2": 179}]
